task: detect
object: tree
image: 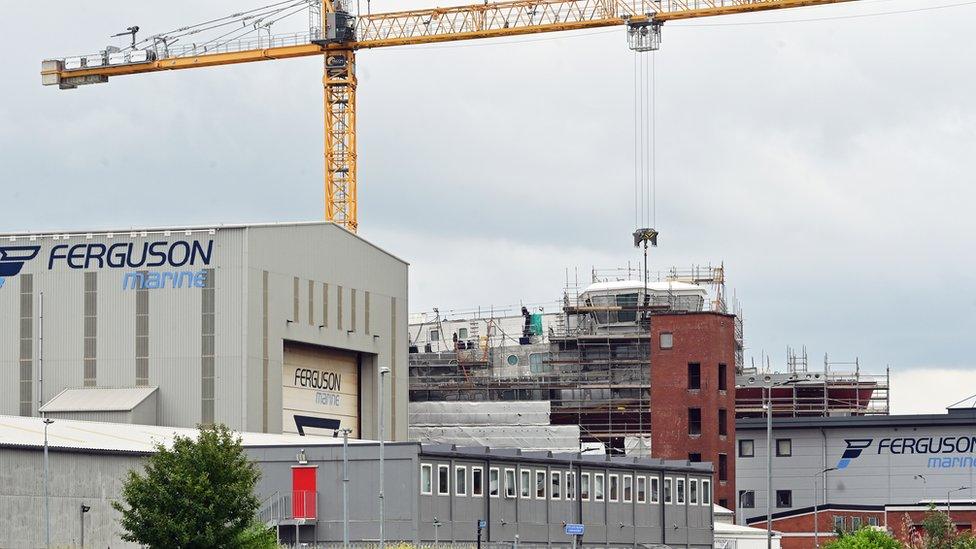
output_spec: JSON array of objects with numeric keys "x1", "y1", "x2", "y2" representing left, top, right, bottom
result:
[
  {"x1": 902, "y1": 506, "x2": 976, "y2": 549},
  {"x1": 112, "y1": 423, "x2": 274, "y2": 549},
  {"x1": 825, "y1": 527, "x2": 904, "y2": 549}
]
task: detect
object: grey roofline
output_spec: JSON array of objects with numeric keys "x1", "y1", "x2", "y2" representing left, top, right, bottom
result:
[
  {"x1": 0, "y1": 220, "x2": 409, "y2": 265},
  {"x1": 736, "y1": 408, "x2": 976, "y2": 431},
  {"x1": 420, "y1": 444, "x2": 713, "y2": 474}
]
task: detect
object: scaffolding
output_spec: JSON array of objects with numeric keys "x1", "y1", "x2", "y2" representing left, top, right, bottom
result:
[
  {"x1": 734, "y1": 347, "x2": 890, "y2": 418},
  {"x1": 408, "y1": 263, "x2": 734, "y2": 453}
]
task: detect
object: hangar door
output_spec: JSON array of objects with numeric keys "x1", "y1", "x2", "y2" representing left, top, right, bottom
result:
[{"x1": 283, "y1": 342, "x2": 360, "y2": 437}]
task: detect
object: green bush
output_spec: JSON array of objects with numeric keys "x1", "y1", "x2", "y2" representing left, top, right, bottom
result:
[{"x1": 825, "y1": 527, "x2": 904, "y2": 549}]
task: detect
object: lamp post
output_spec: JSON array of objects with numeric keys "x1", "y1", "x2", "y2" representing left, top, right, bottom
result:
[
  {"x1": 339, "y1": 428, "x2": 353, "y2": 549},
  {"x1": 43, "y1": 417, "x2": 53, "y2": 548},
  {"x1": 947, "y1": 486, "x2": 969, "y2": 523},
  {"x1": 813, "y1": 467, "x2": 838, "y2": 549},
  {"x1": 914, "y1": 474, "x2": 927, "y2": 503},
  {"x1": 762, "y1": 377, "x2": 801, "y2": 549},
  {"x1": 379, "y1": 366, "x2": 391, "y2": 549}
]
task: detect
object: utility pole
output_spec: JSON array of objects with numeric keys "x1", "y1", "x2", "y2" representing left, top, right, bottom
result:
[
  {"x1": 379, "y1": 366, "x2": 391, "y2": 549},
  {"x1": 766, "y1": 387, "x2": 772, "y2": 549},
  {"x1": 813, "y1": 467, "x2": 837, "y2": 549},
  {"x1": 43, "y1": 418, "x2": 54, "y2": 548},
  {"x1": 340, "y1": 427, "x2": 352, "y2": 548}
]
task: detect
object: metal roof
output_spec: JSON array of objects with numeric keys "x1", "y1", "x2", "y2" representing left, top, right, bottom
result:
[
  {"x1": 420, "y1": 444, "x2": 713, "y2": 474},
  {"x1": 0, "y1": 220, "x2": 408, "y2": 265},
  {"x1": 0, "y1": 415, "x2": 374, "y2": 455},
  {"x1": 736, "y1": 408, "x2": 976, "y2": 431},
  {"x1": 39, "y1": 386, "x2": 157, "y2": 413}
]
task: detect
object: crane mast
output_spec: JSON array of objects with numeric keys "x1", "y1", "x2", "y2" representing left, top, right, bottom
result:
[{"x1": 42, "y1": 0, "x2": 857, "y2": 232}]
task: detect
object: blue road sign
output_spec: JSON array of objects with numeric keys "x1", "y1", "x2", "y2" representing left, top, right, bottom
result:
[
  {"x1": 478, "y1": 519, "x2": 487, "y2": 530},
  {"x1": 565, "y1": 524, "x2": 585, "y2": 536}
]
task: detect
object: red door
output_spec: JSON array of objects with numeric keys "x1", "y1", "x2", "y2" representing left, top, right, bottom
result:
[{"x1": 292, "y1": 466, "x2": 317, "y2": 519}]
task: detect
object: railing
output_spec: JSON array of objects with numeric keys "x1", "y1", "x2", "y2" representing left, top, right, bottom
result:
[{"x1": 258, "y1": 489, "x2": 318, "y2": 525}]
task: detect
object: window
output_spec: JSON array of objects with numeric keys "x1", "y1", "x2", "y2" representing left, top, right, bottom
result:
[
  {"x1": 739, "y1": 439, "x2": 755, "y2": 458},
  {"x1": 567, "y1": 472, "x2": 576, "y2": 500},
  {"x1": 609, "y1": 474, "x2": 619, "y2": 502},
  {"x1": 637, "y1": 476, "x2": 647, "y2": 503},
  {"x1": 529, "y1": 353, "x2": 552, "y2": 374},
  {"x1": 688, "y1": 453, "x2": 702, "y2": 463},
  {"x1": 739, "y1": 490, "x2": 755, "y2": 508},
  {"x1": 581, "y1": 473, "x2": 591, "y2": 501},
  {"x1": 776, "y1": 490, "x2": 792, "y2": 508},
  {"x1": 690, "y1": 479, "x2": 699, "y2": 505},
  {"x1": 718, "y1": 363, "x2": 728, "y2": 391},
  {"x1": 702, "y1": 479, "x2": 712, "y2": 505},
  {"x1": 623, "y1": 475, "x2": 633, "y2": 503},
  {"x1": 421, "y1": 464, "x2": 433, "y2": 495},
  {"x1": 664, "y1": 477, "x2": 673, "y2": 504},
  {"x1": 520, "y1": 470, "x2": 532, "y2": 498},
  {"x1": 689, "y1": 408, "x2": 702, "y2": 435},
  {"x1": 455, "y1": 466, "x2": 468, "y2": 496},
  {"x1": 457, "y1": 327, "x2": 468, "y2": 340},
  {"x1": 676, "y1": 478, "x2": 686, "y2": 504},
  {"x1": 616, "y1": 293, "x2": 638, "y2": 323},
  {"x1": 688, "y1": 363, "x2": 701, "y2": 390},
  {"x1": 776, "y1": 439, "x2": 792, "y2": 457},
  {"x1": 489, "y1": 468, "x2": 500, "y2": 497},
  {"x1": 505, "y1": 469, "x2": 517, "y2": 498},
  {"x1": 650, "y1": 477, "x2": 660, "y2": 504},
  {"x1": 833, "y1": 516, "x2": 845, "y2": 530},
  {"x1": 472, "y1": 467, "x2": 484, "y2": 496},
  {"x1": 594, "y1": 474, "x2": 605, "y2": 501},
  {"x1": 536, "y1": 470, "x2": 546, "y2": 499},
  {"x1": 430, "y1": 329, "x2": 440, "y2": 342},
  {"x1": 506, "y1": 354, "x2": 519, "y2": 366},
  {"x1": 660, "y1": 332, "x2": 673, "y2": 349},
  {"x1": 718, "y1": 454, "x2": 728, "y2": 482},
  {"x1": 437, "y1": 465, "x2": 450, "y2": 495},
  {"x1": 852, "y1": 517, "x2": 862, "y2": 530},
  {"x1": 868, "y1": 517, "x2": 879, "y2": 527},
  {"x1": 551, "y1": 471, "x2": 562, "y2": 500},
  {"x1": 719, "y1": 409, "x2": 728, "y2": 436},
  {"x1": 719, "y1": 498, "x2": 729, "y2": 508}
]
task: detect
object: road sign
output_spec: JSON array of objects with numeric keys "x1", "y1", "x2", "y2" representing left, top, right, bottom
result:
[
  {"x1": 565, "y1": 523, "x2": 585, "y2": 536},
  {"x1": 478, "y1": 519, "x2": 487, "y2": 530}
]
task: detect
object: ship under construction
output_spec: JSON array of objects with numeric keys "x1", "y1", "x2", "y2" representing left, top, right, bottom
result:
[{"x1": 407, "y1": 264, "x2": 890, "y2": 454}]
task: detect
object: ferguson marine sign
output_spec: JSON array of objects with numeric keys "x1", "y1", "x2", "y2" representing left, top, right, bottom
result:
[
  {"x1": 839, "y1": 436, "x2": 976, "y2": 469},
  {"x1": 0, "y1": 240, "x2": 213, "y2": 290}
]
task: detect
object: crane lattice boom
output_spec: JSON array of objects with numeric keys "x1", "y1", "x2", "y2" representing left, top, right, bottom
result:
[{"x1": 42, "y1": 0, "x2": 855, "y2": 231}]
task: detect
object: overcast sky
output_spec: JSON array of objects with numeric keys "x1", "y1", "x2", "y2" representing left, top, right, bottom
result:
[{"x1": 3, "y1": 1, "x2": 976, "y2": 413}]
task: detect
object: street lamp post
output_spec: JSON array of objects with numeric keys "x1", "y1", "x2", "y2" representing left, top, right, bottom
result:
[
  {"x1": 43, "y1": 417, "x2": 54, "y2": 548},
  {"x1": 947, "y1": 486, "x2": 969, "y2": 524},
  {"x1": 914, "y1": 474, "x2": 927, "y2": 503},
  {"x1": 766, "y1": 387, "x2": 772, "y2": 549},
  {"x1": 379, "y1": 366, "x2": 391, "y2": 549},
  {"x1": 340, "y1": 428, "x2": 353, "y2": 549},
  {"x1": 813, "y1": 467, "x2": 838, "y2": 549}
]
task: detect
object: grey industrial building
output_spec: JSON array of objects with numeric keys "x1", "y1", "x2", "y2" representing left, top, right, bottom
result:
[
  {"x1": 735, "y1": 407, "x2": 976, "y2": 526},
  {"x1": 0, "y1": 415, "x2": 715, "y2": 548},
  {"x1": 0, "y1": 221, "x2": 409, "y2": 440}
]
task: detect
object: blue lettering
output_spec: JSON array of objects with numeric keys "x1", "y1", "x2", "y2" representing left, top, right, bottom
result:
[
  {"x1": 122, "y1": 272, "x2": 144, "y2": 290},
  {"x1": 67, "y1": 244, "x2": 87, "y2": 269},
  {"x1": 48, "y1": 245, "x2": 68, "y2": 269},
  {"x1": 146, "y1": 242, "x2": 168, "y2": 268},
  {"x1": 192, "y1": 240, "x2": 213, "y2": 266},
  {"x1": 878, "y1": 439, "x2": 891, "y2": 454},
  {"x1": 107, "y1": 243, "x2": 128, "y2": 268},
  {"x1": 145, "y1": 272, "x2": 162, "y2": 289},
  {"x1": 84, "y1": 243, "x2": 107, "y2": 269},
  {"x1": 193, "y1": 270, "x2": 207, "y2": 288},
  {"x1": 168, "y1": 241, "x2": 191, "y2": 267},
  {"x1": 126, "y1": 243, "x2": 148, "y2": 268}
]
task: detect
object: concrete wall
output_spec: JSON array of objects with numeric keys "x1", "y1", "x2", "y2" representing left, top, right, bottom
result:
[{"x1": 0, "y1": 448, "x2": 145, "y2": 549}]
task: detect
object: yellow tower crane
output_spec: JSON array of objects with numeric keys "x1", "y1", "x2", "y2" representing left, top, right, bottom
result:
[{"x1": 42, "y1": 0, "x2": 854, "y2": 233}]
